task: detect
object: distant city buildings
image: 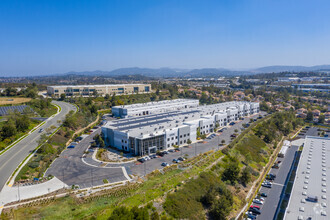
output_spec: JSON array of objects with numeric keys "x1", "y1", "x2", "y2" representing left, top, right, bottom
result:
[
  {"x1": 47, "y1": 84, "x2": 151, "y2": 97},
  {"x1": 102, "y1": 100, "x2": 259, "y2": 156}
]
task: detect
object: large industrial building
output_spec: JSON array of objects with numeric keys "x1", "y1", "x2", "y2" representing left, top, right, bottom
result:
[
  {"x1": 47, "y1": 84, "x2": 151, "y2": 97},
  {"x1": 112, "y1": 99, "x2": 200, "y2": 118},
  {"x1": 284, "y1": 136, "x2": 330, "y2": 220},
  {"x1": 102, "y1": 101, "x2": 259, "y2": 156}
]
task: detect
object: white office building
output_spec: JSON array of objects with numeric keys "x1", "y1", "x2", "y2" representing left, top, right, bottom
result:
[
  {"x1": 102, "y1": 101, "x2": 260, "y2": 156},
  {"x1": 112, "y1": 99, "x2": 200, "y2": 118}
]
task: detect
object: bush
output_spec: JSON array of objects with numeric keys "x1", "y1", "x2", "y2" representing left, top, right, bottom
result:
[{"x1": 28, "y1": 161, "x2": 39, "y2": 169}]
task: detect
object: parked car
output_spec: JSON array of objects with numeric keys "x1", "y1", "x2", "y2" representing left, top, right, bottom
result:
[
  {"x1": 229, "y1": 122, "x2": 235, "y2": 126},
  {"x1": 255, "y1": 196, "x2": 264, "y2": 201},
  {"x1": 249, "y1": 207, "x2": 261, "y2": 215},
  {"x1": 250, "y1": 205, "x2": 260, "y2": 210},
  {"x1": 93, "y1": 126, "x2": 99, "y2": 129},
  {"x1": 163, "y1": 151, "x2": 169, "y2": 154},
  {"x1": 39, "y1": 128, "x2": 44, "y2": 133},
  {"x1": 174, "y1": 148, "x2": 180, "y2": 152},
  {"x1": 178, "y1": 157, "x2": 185, "y2": 161},
  {"x1": 168, "y1": 149, "x2": 175, "y2": 153},
  {"x1": 144, "y1": 156, "x2": 151, "y2": 160},
  {"x1": 137, "y1": 158, "x2": 145, "y2": 163},
  {"x1": 172, "y1": 159, "x2": 178, "y2": 163},
  {"x1": 260, "y1": 193, "x2": 267, "y2": 197},
  {"x1": 150, "y1": 154, "x2": 157, "y2": 159},
  {"x1": 67, "y1": 145, "x2": 75, "y2": 148},
  {"x1": 246, "y1": 213, "x2": 256, "y2": 220},
  {"x1": 253, "y1": 199, "x2": 264, "y2": 205},
  {"x1": 161, "y1": 162, "x2": 169, "y2": 167},
  {"x1": 262, "y1": 183, "x2": 272, "y2": 188}
]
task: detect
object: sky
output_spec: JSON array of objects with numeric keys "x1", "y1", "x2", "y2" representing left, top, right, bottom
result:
[{"x1": 0, "y1": 0, "x2": 330, "y2": 76}]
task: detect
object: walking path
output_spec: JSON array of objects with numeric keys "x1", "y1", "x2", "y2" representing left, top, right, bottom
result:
[{"x1": 0, "y1": 177, "x2": 67, "y2": 211}]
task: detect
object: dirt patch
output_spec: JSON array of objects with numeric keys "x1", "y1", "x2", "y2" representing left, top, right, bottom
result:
[{"x1": 0, "y1": 97, "x2": 31, "y2": 105}]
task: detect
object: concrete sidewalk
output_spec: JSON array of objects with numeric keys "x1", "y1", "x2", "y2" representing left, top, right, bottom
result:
[{"x1": 0, "y1": 177, "x2": 67, "y2": 210}]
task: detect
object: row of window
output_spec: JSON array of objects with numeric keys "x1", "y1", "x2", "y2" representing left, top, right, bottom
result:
[
  {"x1": 167, "y1": 133, "x2": 190, "y2": 141},
  {"x1": 167, "y1": 139, "x2": 188, "y2": 147}
]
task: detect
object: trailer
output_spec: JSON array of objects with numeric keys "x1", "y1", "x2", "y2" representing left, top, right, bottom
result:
[{"x1": 278, "y1": 140, "x2": 291, "y2": 158}]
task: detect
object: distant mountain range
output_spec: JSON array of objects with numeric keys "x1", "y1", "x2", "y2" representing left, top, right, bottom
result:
[{"x1": 43, "y1": 65, "x2": 330, "y2": 78}]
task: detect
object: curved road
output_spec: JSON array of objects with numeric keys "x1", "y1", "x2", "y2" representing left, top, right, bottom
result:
[{"x1": 0, "y1": 101, "x2": 76, "y2": 192}]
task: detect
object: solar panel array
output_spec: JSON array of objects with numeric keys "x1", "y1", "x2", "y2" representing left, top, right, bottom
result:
[{"x1": 0, "y1": 105, "x2": 33, "y2": 116}]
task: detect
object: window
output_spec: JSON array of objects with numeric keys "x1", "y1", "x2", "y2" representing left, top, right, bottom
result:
[
  {"x1": 184, "y1": 134, "x2": 186, "y2": 137},
  {"x1": 167, "y1": 138, "x2": 170, "y2": 141},
  {"x1": 54, "y1": 90, "x2": 59, "y2": 92},
  {"x1": 184, "y1": 140, "x2": 186, "y2": 143},
  {"x1": 180, "y1": 135, "x2": 182, "y2": 138},
  {"x1": 168, "y1": 144, "x2": 170, "y2": 147},
  {"x1": 188, "y1": 133, "x2": 190, "y2": 136},
  {"x1": 122, "y1": 140, "x2": 123, "y2": 143},
  {"x1": 145, "y1": 86, "x2": 150, "y2": 92},
  {"x1": 180, "y1": 141, "x2": 182, "y2": 144},
  {"x1": 171, "y1": 137, "x2": 174, "y2": 140}
]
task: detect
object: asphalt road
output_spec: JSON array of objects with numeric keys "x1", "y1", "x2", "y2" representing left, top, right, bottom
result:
[
  {"x1": 257, "y1": 144, "x2": 298, "y2": 220},
  {"x1": 0, "y1": 101, "x2": 76, "y2": 193},
  {"x1": 46, "y1": 128, "x2": 129, "y2": 189}
]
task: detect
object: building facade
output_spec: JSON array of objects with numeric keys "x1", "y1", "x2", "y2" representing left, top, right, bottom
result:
[
  {"x1": 102, "y1": 101, "x2": 260, "y2": 156},
  {"x1": 47, "y1": 84, "x2": 151, "y2": 97},
  {"x1": 112, "y1": 99, "x2": 200, "y2": 118}
]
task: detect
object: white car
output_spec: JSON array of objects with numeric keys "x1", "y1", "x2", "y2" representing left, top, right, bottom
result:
[
  {"x1": 144, "y1": 156, "x2": 151, "y2": 160},
  {"x1": 253, "y1": 199, "x2": 264, "y2": 205},
  {"x1": 255, "y1": 197, "x2": 264, "y2": 201}
]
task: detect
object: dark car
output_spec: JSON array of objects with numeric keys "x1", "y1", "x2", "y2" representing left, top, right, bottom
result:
[
  {"x1": 168, "y1": 149, "x2": 175, "y2": 153},
  {"x1": 229, "y1": 122, "x2": 235, "y2": 126},
  {"x1": 260, "y1": 193, "x2": 267, "y2": 197},
  {"x1": 137, "y1": 158, "x2": 146, "y2": 163},
  {"x1": 249, "y1": 207, "x2": 261, "y2": 215},
  {"x1": 150, "y1": 154, "x2": 157, "y2": 159}
]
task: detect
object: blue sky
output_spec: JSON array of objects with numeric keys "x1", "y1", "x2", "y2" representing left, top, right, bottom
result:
[{"x1": 0, "y1": 0, "x2": 330, "y2": 76}]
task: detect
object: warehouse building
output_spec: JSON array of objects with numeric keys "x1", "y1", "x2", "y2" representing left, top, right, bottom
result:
[
  {"x1": 47, "y1": 84, "x2": 151, "y2": 97},
  {"x1": 112, "y1": 99, "x2": 199, "y2": 118},
  {"x1": 284, "y1": 136, "x2": 330, "y2": 220},
  {"x1": 102, "y1": 101, "x2": 259, "y2": 156}
]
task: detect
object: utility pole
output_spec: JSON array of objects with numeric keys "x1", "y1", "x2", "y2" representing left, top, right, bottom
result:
[
  {"x1": 18, "y1": 183, "x2": 20, "y2": 201},
  {"x1": 144, "y1": 161, "x2": 146, "y2": 176},
  {"x1": 91, "y1": 169, "x2": 94, "y2": 187},
  {"x1": 195, "y1": 143, "x2": 197, "y2": 156},
  {"x1": 62, "y1": 170, "x2": 65, "y2": 188},
  {"x1": 218, "y1": 135, "x2": 220, "y2": 151}
]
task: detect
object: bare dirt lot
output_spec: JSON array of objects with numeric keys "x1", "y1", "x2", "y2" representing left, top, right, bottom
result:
[{"x1": 0, "y1": 97, "x2": 31, "y2": 105}]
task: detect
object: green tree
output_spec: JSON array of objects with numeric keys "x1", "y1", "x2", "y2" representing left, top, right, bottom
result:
[
  {"x1": 318, "y1": 115, "x2": 325, "y2": 124},
  {"x1": 1, "y1": 121, "x2": 17, "y2": 138},
  {"x1": 240, "y1": 166, "x2": 251, "y2": 185},
  {"x1": 306, "y1": 111, "x2": 313, "y2": 122},
  {"x1": 222, "y1": 157, "x2": 240, "y2": 184},
  {"x1": 196, "y1": 127, "x2": 201, "y2": 138},
  {"x1": 187, "y1": 139, "x2": 192, "y2": 144},
  {"x1": 60, "y1": 93, "x2": 66, "y2": 100},
  {"x1": 16, "y1": 115, "x2": 30, "y2": 132}
]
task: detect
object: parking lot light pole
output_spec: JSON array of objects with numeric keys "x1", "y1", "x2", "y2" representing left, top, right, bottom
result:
[{"x1": 144, "y1": 161, "x2": 146, "y2": 176}]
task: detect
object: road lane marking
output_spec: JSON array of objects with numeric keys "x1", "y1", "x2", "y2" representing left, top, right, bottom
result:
[{"x1": 272, "y1": 182, "x2": 284, "y2": 186}]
